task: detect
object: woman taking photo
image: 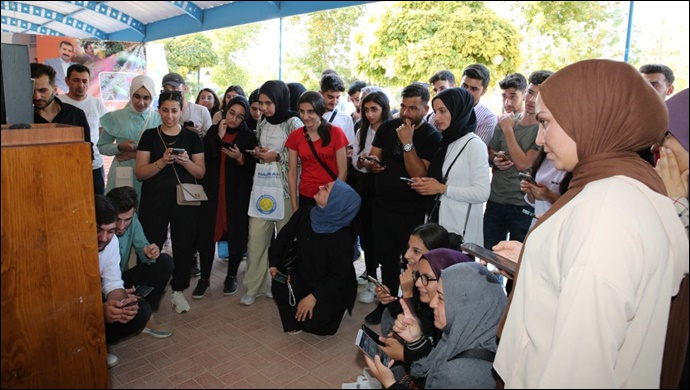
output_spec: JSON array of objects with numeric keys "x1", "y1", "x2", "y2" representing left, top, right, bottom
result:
[
  {"x1": 99, "y1": 75, "x2": 162, "y2": 197},
  {"x1": 242, "y1": 80, "x2": 303, "y2": 306},
  {"x1": 493, "y1": 59, "x2": 688, "y2": 388},
  {"x1": 269, "y1": 180, "x2": 360, "y2": 335},
  {"x1": 409, "y1": 87, "x2": 490, "y2": 246},
  {"x1": 287, "y1": 91, "x2": 349, "y2": 211},
  {"x1": 135, "y1": 90, "x2": 205, "y2": 314},
  {"x1": 192, "y1": 96, "x2": 258, "y2": 298}
]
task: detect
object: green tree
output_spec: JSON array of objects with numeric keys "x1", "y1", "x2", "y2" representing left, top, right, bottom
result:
[
  {"x1": 285, "y1": 5, "x2": 366, "y2": 90},
  {"x1": 508, "y1": 1, "x2": 624, "y2": 72},
  {"x1": 354, "y1": 1, "x2": 522, "y2": 88},
  {"x1": 162, "y1": 34, "x2": 218, "y2": 96},
  {"x1": 208, "y1": 23, "x2": 261, "y2": 92}
]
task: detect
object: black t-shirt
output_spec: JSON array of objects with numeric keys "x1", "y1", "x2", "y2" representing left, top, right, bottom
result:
[
  {"x1": 138, "y1": 126, "x2": 204, "y2": 195},
  {"x1": 371, "y1": 118, "x2": 441, "y2": 209},
  {"x1": 34, "y1": 97, "x2": 93, "y2": 161}
]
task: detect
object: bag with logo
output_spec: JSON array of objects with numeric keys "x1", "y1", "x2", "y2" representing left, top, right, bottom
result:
[{"x1": 248, "y1": 162, "x2": 285, "y2": 221}]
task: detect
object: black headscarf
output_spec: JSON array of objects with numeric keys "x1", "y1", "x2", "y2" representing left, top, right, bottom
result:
[
  {"x1": 428, "y1": 88, "x2": 477, "y2": 182},
  {"x1": 258, "y1": 80, "x2": 300, "y2": 125},
  {"x1": 246, "y1": 88, "x2": 260, "y2": 131},
  {"x1": 223, "y1": 95, "x2": 250, "y2": 134},
  {"x1": 287, "y1": 82, "x2": 307, "y2": 112}
]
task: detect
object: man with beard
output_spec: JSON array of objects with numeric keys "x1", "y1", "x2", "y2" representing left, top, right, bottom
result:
[
  {"x1": 31, "y1": 63, "x2": 93, "y2": 183},
  {"x1": 360, "y1": 83, "x2": 442, "y2": 325}
]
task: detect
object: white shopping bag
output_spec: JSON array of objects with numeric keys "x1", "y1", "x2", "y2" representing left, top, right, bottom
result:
[{"x1": 248, "y1": 162, "x2": 285, "y2": 221}]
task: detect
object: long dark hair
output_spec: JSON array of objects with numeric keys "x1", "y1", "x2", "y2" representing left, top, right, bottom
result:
[
  {"x1": 297, "y1": 91, "x2": 332, "y2": 147},
  {"x1": 220, "y1": 85, "x2": 246, "y2": 114},
  {"x1": 195, "y1": 88, "x2": 220, "y2": 116},
  {"x1": 358, "y1": 91, "x2": 391, "y2": 153},
  {"x1": 411, "y1": 223, "x2": 450, "y2": 251}
]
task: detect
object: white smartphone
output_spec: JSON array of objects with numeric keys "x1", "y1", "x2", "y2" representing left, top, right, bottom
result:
[
  {"x1": 400, "y1": 177, "x2": 415, "y2": 183},
  {"x1": 355, "y1": 328, "x2": 391, "y2": 366}
]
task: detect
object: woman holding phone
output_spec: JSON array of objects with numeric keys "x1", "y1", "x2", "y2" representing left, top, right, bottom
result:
[{"x1": 135, "y1": 90, "x2": 205, "y2": 315}]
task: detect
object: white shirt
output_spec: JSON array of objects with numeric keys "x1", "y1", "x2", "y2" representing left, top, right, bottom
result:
[
  {"x1": 179, "y1": 102, "x2": 212, "y2": 132},
  {"x1": 98, "y1": 235, "x2": 124, "y2": 297},
  {"x1": 323, "y1": 110, "x2": 355, "y2": 146},
  {"x1": 351, "y1": 125, "x2": 377, "y2": 173},
  {"x1": 59, "y1": 94, "x2": 107, "y2": 169},
  {"x1": 524, "y1": 158, "x2": 567, "y2": 229}
]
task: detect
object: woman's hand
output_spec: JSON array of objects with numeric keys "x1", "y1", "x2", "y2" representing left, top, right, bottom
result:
[
  {"x1": 492, "y1": 240, "x2": 523, "y2": 263},
  {"x1": 117, "y1": 139, "x2": 137, "y2": 153},
  {"x1": 173, "y1": 150, "x2": 192, "y2": 167},
  {"x1": 255, "y1": 147, "x2": 280, "y2": 163},
  {"x1": 410, "y1": 177, "x2": 444, "y2": 196},
  {"x1": 374, "y1": 285, "x2": 396, "y2": 305},
  {"x1": 295, "y1": 294, "x2": 316, "y2": 322},
  {"x1": 221, "y1": 144, "x2": 243, "y2": 161},
  {"x1": 399, "y1": 268, "x2": 415, "y2": 298},
  {"x1": 363, "y1": 355, "x2": 396, "y2": 388},
  {"x1": 379, "y1": 334, "x2": 404, "y2": 362},
  {"x1": 218, "y1": 119, "x2": 228, "y2": 139},
  {"x1": 116, "y1": 150, "x2": 136, "y2": 162},
  {"x1": 362, "y1": 154, "x2": 385, "y2": 174},
  {"x1": 392, "y1": 299, "x2": 422, "y2": 343},
  {"x1": 269, "y1": 267, "x2": 278, "y2": 279},
  {"x1": 657, "y1": 146, "x2": 689, "y2": 198}
]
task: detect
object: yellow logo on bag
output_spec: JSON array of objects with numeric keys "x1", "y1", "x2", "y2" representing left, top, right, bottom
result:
[{"x1": 256, "y1": 194, "x2": 277, "y2": 214}]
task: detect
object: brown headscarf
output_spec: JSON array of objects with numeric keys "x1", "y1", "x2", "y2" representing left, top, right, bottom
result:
[{"x1": 498, "y1": 59, "x2": 669, "y2": 336}]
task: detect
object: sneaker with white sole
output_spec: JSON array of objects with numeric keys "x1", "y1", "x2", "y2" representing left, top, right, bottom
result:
[
  {"x1": 357, "y1": 271, "x2": 369, "y2": 286},
  {"x1": 240, "y1": 294, "x2": 256, "y2": 306},
  {"x1": 358, "y1": 282, "x2": 377, "y2": 304},
  {"x1": 265, "y1": 276, "x2": 273, "y2": 299},
  {"x1": 171, "y1": 291, "x2": 190, "y2": 313},
  {"x1": 142, "y1": 315, "x2": 172, "y2": 338},
  {"x1": 107, "y1": 352, "x2": 119, "y2": 368}
]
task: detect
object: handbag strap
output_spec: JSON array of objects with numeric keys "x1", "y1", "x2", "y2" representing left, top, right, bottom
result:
[
  {"x1": 448, "y1": 348, "x2": 495, "y2": 363},
  {"x1": 442, "y1": 137, "x2": 475, "y2": 183},
  {"x1": 328, "y1": 109, "x2": 338, "y2": 123},
  {"x1": 428, "y1": 137, "x2": 476, "y2": 223},
  {"x1": 304, "y1": 128, "x2": 338, "y2": 180}
]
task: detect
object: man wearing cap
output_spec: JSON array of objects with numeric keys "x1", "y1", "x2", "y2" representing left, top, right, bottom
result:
[{"x1": 161, "y1": 72, "x2": 212, "y2": 137}]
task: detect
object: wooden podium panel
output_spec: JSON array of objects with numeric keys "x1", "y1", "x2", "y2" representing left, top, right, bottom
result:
[{"x1": 1, "y1": 126, "x2": 108, "y2": 388}]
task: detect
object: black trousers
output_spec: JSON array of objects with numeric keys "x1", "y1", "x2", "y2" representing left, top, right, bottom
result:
[
  {"x1": 356, "y1": 173, "x2": 377, "y2": 276},
  {"x1": 105, "y1": 299, "x2": 151, "y2": 345},
  {"x1": 272, "y1": 273, "x2": 346, "y2": 336},
  {"x1": 122, "y1": 253, "x2": 174, "y2": 312}
]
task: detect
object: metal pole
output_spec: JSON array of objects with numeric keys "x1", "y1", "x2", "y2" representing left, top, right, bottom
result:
[
  {"x1": 278, "y1": 17, "x2": 283, "y2": 80},
  {"x1": 624, "y1": 1, "x2": 635, "y2": 62},
  {"x1": 197, "y1": 65, "x2": 201, "y2": 92}
]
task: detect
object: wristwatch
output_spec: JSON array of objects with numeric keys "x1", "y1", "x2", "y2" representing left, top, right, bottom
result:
[
  {"x1": 275, "y1": 153, "x2": 282, "y2": 162},
  {"x1": 403, "y1": 143, "x2": 414, "y2": 153}
]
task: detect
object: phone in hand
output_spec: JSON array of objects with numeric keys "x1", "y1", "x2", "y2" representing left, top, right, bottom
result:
[
  {"x1": 133, "y1": 285, "x2": 154, "y2": 298},
  {"x1": 460, "y1": 242, "x2": 517, "y2": 277},
  {"x1": 222, "y1": 142, "x2": 235, "y2": 149},
  {"x1": 518, "y1": 172, "x2": 537, "y2": 185},
  {"x1": 274, "y1": 271, "x2": 288, "y2": 284},
  {"x1": 495, "y1": 151, "x2": 508, "y2": 161},
  {"x1": 355, "y1": 328, "x2": 391, "y2": 366},
  {"x1": 171, "y1": 148, "x2": 186, "y2": 155},
  {"x1": 183, "y1": 121, "x2": 194, "y2": 128},
  {"x1": 245, "y1": 149, "x2": 256, "y2": 153},
  {"x1": 364, "y1": 156, "x2": 386, "y2": 168},
  {"x1": 361, "y1": 324, "x2": 385, "y2": 346},
  {"x1": 400, "y1": 177, "x2": 415, "y2": 183}
]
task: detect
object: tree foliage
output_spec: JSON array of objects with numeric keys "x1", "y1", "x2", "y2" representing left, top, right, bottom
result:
[
  {"x1": 163, "y1": 34, "x2": 218, "y2": 74},
  {"x1": 354, "y1": 1, "x2": 522, "y2": 88},
  {"x1": 208, "y1": 23, "x2": 261, "y2": 91},
  {"x1": 285, "y1": 5, "x2": 365, "y2": 90},
  {"x1": 509, "y1": 1, "x2": 624, "y2": 72}
]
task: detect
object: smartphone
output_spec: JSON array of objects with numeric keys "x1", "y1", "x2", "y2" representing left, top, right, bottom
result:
[
  {"x1": 183, "y1": 121, "x2": 194, "y2": 128},
  {"x1": 367, "y1": 275, "x2": 386, "y2": 291},
  {"x1": 222, "y1": 142, "x2": 235, "y2": 149},
  {"x1": 274, "y1": 271, "x2": 288, "y2": 284},
  {"x1": 133, "y1": 285, "x2": 154, "y2": 298},
  {"x1": 400, "y1": 177, "x2": 415, "y2": 183},
  {"x1": 518, "y1": 172, "x2": 537, "y2": 185},
  {"x1": 355, "y1": 328, "x2": 391, "y2": 366},
  {"x1": 361, "y1": 324, "x2": 385, "y2": 346},
  {"x1": 171, "y1": 148, "x2": 186, "y2": 155},
  {"x1": 245, "y1": 149, "x2": 256, "y2": 153},
  {"x1": 460, "y1": 242, "x2": 517, "y2": 277},
  {"x1": 122, "y1": 299, "x2": 140, "y2": 308},
  {"x1": 495, "y1": 151, "x2": 508, "y2": 161},
  {"x1": 364, "y1": 156, "x2": 386, "y2": 168}
]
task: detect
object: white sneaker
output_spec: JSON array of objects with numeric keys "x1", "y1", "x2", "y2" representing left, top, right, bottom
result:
[
  {"x1": 171, "y1": 291, "x2": 190, "y2": 313},
  {"x1": 358, "y1": 282, "x2": 376, "y2": 304},
  {"x1": 357, "y1": 271, "x2": 369, "y2": 286},
  {"x1": 265, "y1": 277, "x2": 273, "y2": 299},
  {"x1": 107, "y1": 352, "x2": 119, "y2": 368},
  {"x1": 240, "y1": 294, "x2": 256, "y2": 306}
]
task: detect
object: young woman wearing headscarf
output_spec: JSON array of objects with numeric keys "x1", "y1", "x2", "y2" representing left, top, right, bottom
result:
[
  {"x1": 191, "y1": 96, "x2": 258, "y2": 299},
  {"x1": 245, "y1": 88, "x2": 261, "y2": 131},
  {"x1": 242, "y1": 80, "x2": 304, "y2": 306},
  {"x1": 493, "y1": 59, "x2": 689, "y2": 388},
  {"x1": 287, "y1": 82, "x2": 307, "y2": 112},
  {"x1": 367, "y1": 261, "x2": 507, "y2": 389},
  {"x1": 410, "y1": 88, "x2": 490, "y2": 246},
  {"x1": 98, "y1": 75, "x2": 162, "y2": 198},
  {"x1": 268, "y1": 179, "x2": 361, "y2": 335}
]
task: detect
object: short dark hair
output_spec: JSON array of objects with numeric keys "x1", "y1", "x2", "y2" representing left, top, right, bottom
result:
[
  {"x1": 528, "y1": 70, "x2": 554, "y2": 86},
  {"x1": 106, "y1": 186, "x2": 139, "y2": 213},
  {"x1": 639, "y1": 64, "x2": 675, "y2": 85},
  {"x1": 321, "y1": 69, "x2": 339, "y2": 77},
  {"x1": 66, "y1": 63, "x2": 91, "y2": 79},
  {"x1": 59, "y1": 40, "x2": 73, "y2": 49},
  {"x1": 30, "y1": 62, "x2": 56, "y2": 86},
  {"x1": 95, "y1": 195, "x2": 117, "y2": 227},
  {"x1": 401, "y1": 83, "x2": 430, "y2": 105},
  {"x1": 348, "y1": 80, "x2": 367, "y2": 96},
  {"x1": 498, "y1": 73, "x2": 527, "y2": 91},
  {"x1": 429, "y1": 70, "x2": 456, "y2": 86},
  {"x1": 83, "y1": 42, "x2": 93, "y2": 50},
  {"x1": 462, "y1": 64, "x2": 491, "y2": 88},
  {"x1": 320, "y1": 74, "x2": 345, "y2": 93}
]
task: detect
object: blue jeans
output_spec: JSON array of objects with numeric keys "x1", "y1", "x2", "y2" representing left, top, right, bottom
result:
[{"x1": 482, "y1": 200, "x2": 534, "y2": 250}]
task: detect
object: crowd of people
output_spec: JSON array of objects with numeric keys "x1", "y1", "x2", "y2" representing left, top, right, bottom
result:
[{"x1": 33, "y1": 58, "x2": 688, "y2": 388}]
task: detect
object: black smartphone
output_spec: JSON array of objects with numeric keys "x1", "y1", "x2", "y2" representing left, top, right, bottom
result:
[
  {"x1": 361, "y1": 324, "x2": 385, "y2": 346},
  {"x1": 183, "y1": 121, "x2": 194, "y2": 128},
  {"x1": 133, "y1": 285, "x2": 154, "y2": 298},
  {"x1": 221, "y1": 142, "x2": 235, "y2": 149},
  {"x1": 274, "y1": 271, "x2": 288, "y2": 284},
  {"x1": 460, "y1": 242, "x2": 517, "y2": 277},
  {"x1": 171, "y1": 148, "x2": 186, "y2": 155},
  {"x1": 518, "y1": 172, "x2": 537, "y2": 185}
]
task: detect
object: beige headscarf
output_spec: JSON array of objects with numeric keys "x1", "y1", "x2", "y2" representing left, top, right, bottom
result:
[
  {"x1": 126, "y1": 75, "x2": 156, "y2": 111},
  {"x1": 499, "y1": 59, "x2": 669, "y2": 336}
]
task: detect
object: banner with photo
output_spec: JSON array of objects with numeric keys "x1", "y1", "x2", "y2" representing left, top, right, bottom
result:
[{"x1": 36, "y1": 35, "x2": 146, "y2": 111}]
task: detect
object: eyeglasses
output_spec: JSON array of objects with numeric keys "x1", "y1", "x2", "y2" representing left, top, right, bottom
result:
[
  {"x1": 413, "y1": 271, "x2": 438, "y2": 286},
  {"x1": 226, "y1": 109, "x2": 245, "y2": 121}
]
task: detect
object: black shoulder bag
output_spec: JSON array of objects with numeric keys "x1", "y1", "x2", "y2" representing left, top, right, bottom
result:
[
  {"x1": 427, "y1": 137, "x2": 475, "y2": 224},
  {"x1": 304, "y1": 127, "x2": 338, "y2": 180}
]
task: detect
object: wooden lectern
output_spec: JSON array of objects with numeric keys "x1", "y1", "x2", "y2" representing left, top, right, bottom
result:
[{"x1": 1, "y1": 124, "x2": 108, "y2": 388}]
